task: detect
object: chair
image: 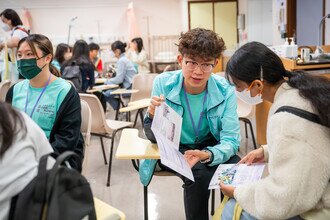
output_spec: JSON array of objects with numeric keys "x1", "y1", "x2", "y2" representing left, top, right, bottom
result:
[
  {"x1": 80, "y1": 99, "x2": 92, "y2": 175},
  {"x1": 0, "y1": 80, "x2": 11, "y2": 101},
  {"x1": 94, "y1": 197, "x2": 126, "y2": 220},
  {"x1": 116, "y1": 128, "x2": 216, "y2": 220},
  {"x1": 237, "y1": 98, "x2": 257, "y2": 149},
  {"x1": 119, "y1": 73, "x2": 158, "y2": 127},
  {"x1": 79, "y1": 93, "x2": 133, "y2": 186}
]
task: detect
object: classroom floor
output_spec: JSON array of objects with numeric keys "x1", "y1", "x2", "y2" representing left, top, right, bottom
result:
[{"x1": 83, "y1": 106, "x2": 257, "y2": 220}]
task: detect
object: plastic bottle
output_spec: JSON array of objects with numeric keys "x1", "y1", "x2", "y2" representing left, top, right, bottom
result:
[
  {"x1": 282, "y1": 37, "x2": 290, "y2": 58},
  {"x1": 289, "y1": 37, "x2": 298, "y2": 59}
]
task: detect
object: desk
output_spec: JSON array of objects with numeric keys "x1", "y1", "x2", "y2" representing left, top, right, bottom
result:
[
  {"x1": 95, "y1": 78, "x2": 107, "y2": 85},
  {"x1": 86, "y1": 84, "x2": 118, "y2": 93},
  {"x1": 148, "y1": 60, "x2": 180, "y2": 73},
  {"x1": 116, "y1": 129, "x2": 159, "y2": 160},
  {"x1": 110, "y1": 89, "x2": 139, "y2": 95}
]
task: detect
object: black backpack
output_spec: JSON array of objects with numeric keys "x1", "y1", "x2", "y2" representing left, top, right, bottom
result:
[
  {"x1": 9, "y1": 151, "x2": 96, "y2": 220},
  {"x1": 62, "y1": 63, "x2": 83, "y2": 92}
]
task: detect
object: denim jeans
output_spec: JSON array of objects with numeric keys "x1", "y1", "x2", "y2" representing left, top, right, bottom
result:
[{"x1": 221, "y1": 199, "x2": 256, "y2": 220}]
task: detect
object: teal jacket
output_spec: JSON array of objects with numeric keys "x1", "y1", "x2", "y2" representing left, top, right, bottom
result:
[{"x1": 140, "y1": 70, "x2": 241, "y2": 186}]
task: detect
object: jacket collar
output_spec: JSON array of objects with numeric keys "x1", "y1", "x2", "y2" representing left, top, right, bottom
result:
[{"x1": 165, "y1": 71, "x2": 225, "y2": 110}]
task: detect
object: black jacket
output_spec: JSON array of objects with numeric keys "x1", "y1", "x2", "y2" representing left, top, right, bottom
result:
[{"x1": 6, "y1": 85, "x2": 84, "y2": 172}]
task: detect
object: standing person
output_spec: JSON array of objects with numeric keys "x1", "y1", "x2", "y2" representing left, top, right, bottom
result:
[
  {"x1": 0, "y1": 9, "x2": 29, "y2": 51},
  {"x1": 52, "y1": 43, "x2": 71, "y2": 71},
  {"x1": 141, "y1": 28, "x2": 241, "y2": 220},
  {"x1": 103, "y1": 40, "x2": 137, "y2": 111},
  {"x1": 61, "y1": 40, "x2": 95, "y2": 93},
  {"x1": 5, "y1": 34, "x2": 84, "y2": 172},
  {"x1": 0, "y1": 9, "x2": 29, "y2": 81},
  {"x1": 126, "y1": 37, "x2": 150, "y2": 73},
  {"x1": 0, "y1": 102, "x2": 53, "y2": 220},
  {"x1": 89, "y1": 42, "x2": 103, "y2": 76},
  {"x1": 220, "y1": 41, "x2": 330, "y2": 220}
]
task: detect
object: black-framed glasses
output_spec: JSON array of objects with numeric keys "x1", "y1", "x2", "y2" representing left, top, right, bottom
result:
[{"x1": 184, "y1": 60, "x2": 215, "y2": 72}]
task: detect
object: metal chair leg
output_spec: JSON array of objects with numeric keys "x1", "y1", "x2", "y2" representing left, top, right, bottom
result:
[
  {"x1": 244, "y1": 121, "x2": 248, "y2": 138},
  {"x1": 100, "y1": 137, "x2": 107, "y2": 165},
  {"x1": 106, "y1": 130, "x2": 118, "y2": 187},
  {"x1": 144, "y1": 185, "x2": 149, "y2": 220},
  {"x1": 247, "y1": 119, "x2": 257, "y2": 149},
  {"x1": 211, "y1": 189, "x2": 215, "y2": 215}
]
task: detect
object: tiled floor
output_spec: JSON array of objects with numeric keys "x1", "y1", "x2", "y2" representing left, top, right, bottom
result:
[{"x1": 83, "y1": 107, "x2": 257, "y2": 220}]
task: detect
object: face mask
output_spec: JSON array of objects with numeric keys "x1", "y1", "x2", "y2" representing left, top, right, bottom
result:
[
  {"x1": 236, "y1": 82, "x2": 263, "y2": 105},
  {"x1": 17, "y1": 57, "x2": 46, "y2": 80},
  {"x1": 1, "y1": 23, "x2": 10, "y2": 32}
]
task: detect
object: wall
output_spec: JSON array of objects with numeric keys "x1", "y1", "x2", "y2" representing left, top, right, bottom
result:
[
  {"x1": 326, "y1": 0, "x2": 330, "y2": 45},
  {"x1": 296, "y1": 0, "x2": 323, "y2": 46},
  {"x1": 0, "y1": 0, "x2": 184, "y2": 50}
]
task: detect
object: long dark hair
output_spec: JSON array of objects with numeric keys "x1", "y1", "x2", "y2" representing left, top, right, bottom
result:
[
  {"x1": 131, "y1": 37, "x2": 143, "y2": 53},
  {"x1": 54, "y1": 43, "x2": 70, "y2": 65},
  {"x1": 64, "y1": 40, "x2": 93, "y2": 67},
  {"x1": 17, "y1": 34, "x2": 61, "y2": 77},
  {"x1": 111, "y1": 41, "x2": 127, "y2": 53},
  {"x1": 0, "y1": 9, "x2": 23, "y2": 27},
  {"x1": 0, "y1": 102, "x2": 26, "y2": 158},
  {"x1": 226, "y1": 41, "x2": 330, "y2": 127}
]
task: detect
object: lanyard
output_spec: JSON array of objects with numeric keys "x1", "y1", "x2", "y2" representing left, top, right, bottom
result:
[
  {"x1": 25, "y1": 74, "x2": 52, "y2": 117},
  {"x1": 183, "y1": 82, "x2": 208, "y2": 143}
]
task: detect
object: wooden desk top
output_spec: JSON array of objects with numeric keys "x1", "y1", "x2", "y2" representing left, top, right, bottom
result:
[
  {"x1": 111, "y1": 89, "x2": 139, "y2": 95},
  {"x1": 86, "y1": 84, "x2": 118, "y2": 93},
  {"x1": 281, "y1": 57, "x2": 330, "y2": 71},
  {"x1": 95, "y1": 78, "x2": 107, "y2": 84},
  {"x1": 119, "y1": 99, "x2": 150, "y2": 113},
  {"x1": 115, "y1": 129, "x2": 160, "y2": 160}
]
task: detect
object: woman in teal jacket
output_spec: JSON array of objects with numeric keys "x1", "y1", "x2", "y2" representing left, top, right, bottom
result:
[{"x1": 141, "y1": 28, "x2": 241, "y2": 220}]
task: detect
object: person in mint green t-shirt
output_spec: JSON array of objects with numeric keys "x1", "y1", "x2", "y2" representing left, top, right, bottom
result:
[
  {"x1": 5, "y1": 34, "x2": 84, "y2": 172},
  {"x1": 142, "y1": 28, "x2": 241, "y2": 220}
]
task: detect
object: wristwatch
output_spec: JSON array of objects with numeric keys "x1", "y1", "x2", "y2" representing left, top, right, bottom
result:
[{"x1": 200, "y1": 149, "x2": 213, "y2": 164}]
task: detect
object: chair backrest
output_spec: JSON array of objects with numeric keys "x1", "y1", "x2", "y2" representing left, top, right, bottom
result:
[
  {"x1": 0, "y1": 80, "x2": 11, "y2": 101},
  {"x1": 236, "y1": 97, "x2": 255, "y2": 118},
  {"x1": 80, "y1": 99, "x2": 92, "y2": 147},
  {"x1": 79, "y1": 93, "x2": 111, "y2": 134},
  {"x1": 131, "y1": 73, "x2": 158, "y2": 102}
]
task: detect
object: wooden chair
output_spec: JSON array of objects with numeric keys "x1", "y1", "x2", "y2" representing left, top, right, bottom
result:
[{"x1": 79, "y1": 93, "x2": 133, "y2": 186}]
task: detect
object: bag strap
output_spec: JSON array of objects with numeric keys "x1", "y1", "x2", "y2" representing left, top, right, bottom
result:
[
  {"x1": 13, "y1": 27, "x2": 30, "y2": 35},
  {"x1": 233, "y1": 202, "x2": 243, "y2": 220},
  {"x1": 212, "y1": 195, "x2": 230, "y2": 220},
  {"x1": 45, "y1": 151, "x2": 79, "y2": 201},
  {"x1": 275, "y1": 106, "x2": 328, "y2": 128}
]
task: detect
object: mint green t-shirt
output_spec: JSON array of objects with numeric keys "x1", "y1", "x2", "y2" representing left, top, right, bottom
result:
[
  {"x1": 180, "y1": 89, "x2": 211, "y2": 145},
  {"x1": 12, "y1": 78, "x2": 71, "y2": 138}
]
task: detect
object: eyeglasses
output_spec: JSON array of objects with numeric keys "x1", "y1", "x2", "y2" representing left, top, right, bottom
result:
[{"x1": 184, "y1": 60, "x2": 215, "y2": 73}]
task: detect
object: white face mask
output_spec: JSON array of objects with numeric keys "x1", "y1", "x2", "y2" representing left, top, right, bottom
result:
[
  {"x1": 1, "y1": 23, "x2": 10, "y2": 32},
  {"x1": 236, "y1": 88, "x2": 263, "y2": 105}
]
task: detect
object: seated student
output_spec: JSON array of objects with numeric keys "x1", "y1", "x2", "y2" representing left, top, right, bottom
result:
[
  {"x1": 0, "y1": 102, "x2": 53, "y2": 220},
  {"x1": 61, "y1": 40, "x2": 95, "y2": 93},
  {"x1": 103, "y1": 40, "x2": 137, "y2": 110},
  {"x1": 52, "y1": 43, "x2": 71, "y2": 71},
  {"x1": 142, "y1": 28, "x2": 241, "y2": 220},
  {"x1": 126, "y1": 37, "x2": 150, "y2": 73},
  {"x1": 220, "y1": 42, "x2": 330, "y2": 220},
  {"x1": 6, "y1": 34, "x2": 84, "y2": 171},
  {"x1": 89, "y1": 42, "x2": 103, "y2": 76}
]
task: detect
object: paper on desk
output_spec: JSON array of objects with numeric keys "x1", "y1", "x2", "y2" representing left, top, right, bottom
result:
[
  {"x1": 151, "y1": 102, "x2": 194, "y2": 181},
  {"x1": 208, "y1": 163, "x2": 265, "y2": 189}
]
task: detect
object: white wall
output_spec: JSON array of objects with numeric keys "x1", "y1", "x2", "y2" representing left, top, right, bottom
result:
[
  {"x1": 0, "y1": 0, "x2": 184, "y2": 47},
  {"x1": 326, "y1": 0, "x2": 330, "y2": 45}
]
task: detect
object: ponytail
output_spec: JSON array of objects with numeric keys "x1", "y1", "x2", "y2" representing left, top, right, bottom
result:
[
  {"x1": 49, "y1": 64, "x2": 61, "y2": 77},
  {"x1": 285, "y1": 70, "x2": 330, "y2": 127}
]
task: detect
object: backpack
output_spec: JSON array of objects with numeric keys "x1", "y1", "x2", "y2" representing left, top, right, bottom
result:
[
  {"x1": 9, "y1": 151, "x2": 96, "y2": 220},
  {"x1": 62, "y1": 64, "x2": 82, "y2": 92},
  {"x1": 275, "y1": 106, "x2": 328, "y2": 128}
]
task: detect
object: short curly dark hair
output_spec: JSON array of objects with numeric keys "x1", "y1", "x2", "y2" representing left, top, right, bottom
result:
[{"x1": 178, "y1": 28, "x2": 226, "y2": 60}]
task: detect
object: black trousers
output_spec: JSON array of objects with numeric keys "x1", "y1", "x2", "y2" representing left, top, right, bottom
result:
[{"x1": 159, "y1": 152, "x2": 240, "y2": 220}]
